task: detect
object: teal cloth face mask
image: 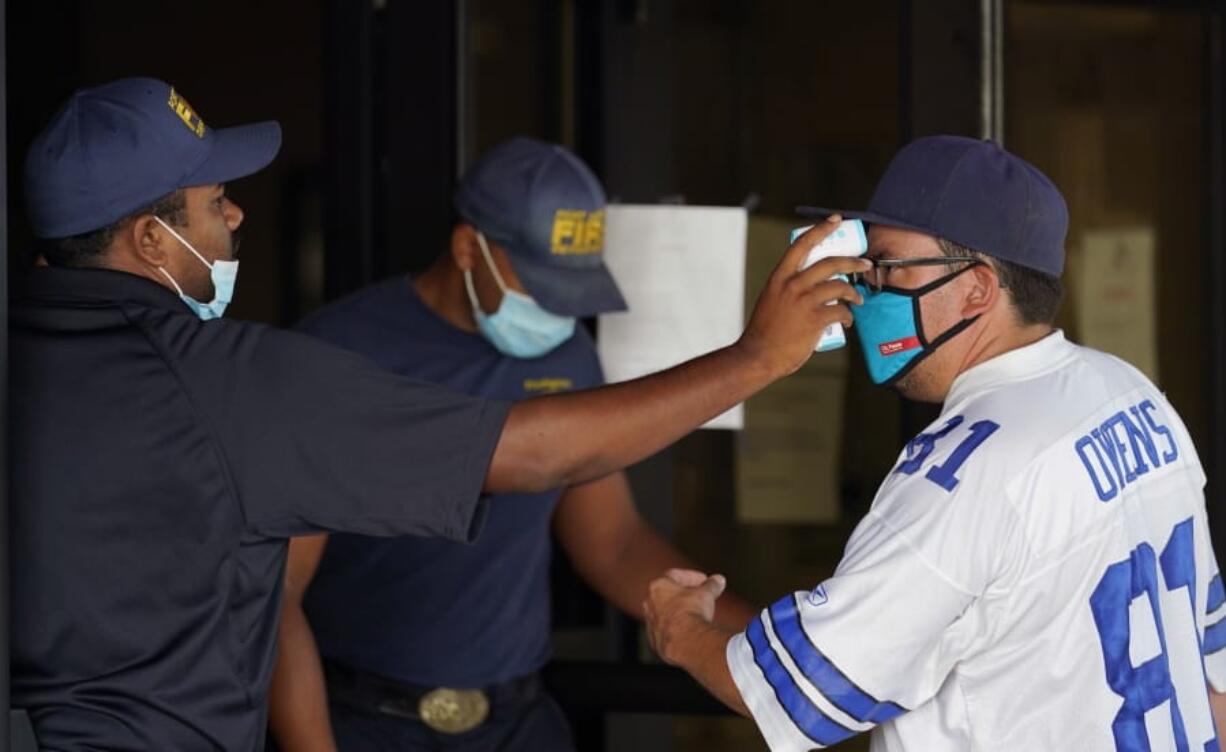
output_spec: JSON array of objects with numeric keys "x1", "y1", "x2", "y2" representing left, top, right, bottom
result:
[
  {"x1": 851, "y1": 266, "x2": 979, "y2": 386},
  {"x1": 464, "y1": 232, "x2": 576, "y2": 358},
  {"x1": 154, "y1": 216, "x2": 238, "y2": 321}
]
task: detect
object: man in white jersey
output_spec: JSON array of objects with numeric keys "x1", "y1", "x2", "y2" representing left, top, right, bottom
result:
[{"x1": 643, "y1": 135, "x2": 1226, "y2": 751}]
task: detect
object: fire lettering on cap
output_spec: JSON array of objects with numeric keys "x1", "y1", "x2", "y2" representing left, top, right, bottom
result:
[
  {"x1": 879, "y1": 336, "x2": 921, "y2": 356},
  {"x1": 551, "y1": 209, "x2": 604, "y2": 255},
  {"x1": 167, "y1": 88, "x2": 206, "y2": 138}
]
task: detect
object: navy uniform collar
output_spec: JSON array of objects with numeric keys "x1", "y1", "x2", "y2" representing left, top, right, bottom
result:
[{"x1": 16, "y1": 266, "x2": 189, "y2": 314}]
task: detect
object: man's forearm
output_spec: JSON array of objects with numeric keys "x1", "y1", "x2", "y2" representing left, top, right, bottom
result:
[
  {"x1": 488, "y1": 342, "x2": 774, "y2": 493},
  {"x1": 645, "y1": 572, "x2": 753, "y2": 717},
  {"x1": 593, "y1": 524, "x2": 757, "y2": 630},
  {"x1": 269, "y1": 602, "x2": 337, "y2": 752},
  {"x1": 678, "y1": 623, "x2": 750, "y2": 717}
]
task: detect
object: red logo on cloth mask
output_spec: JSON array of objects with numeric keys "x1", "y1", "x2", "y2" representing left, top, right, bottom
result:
[{"x1": 879, "y1": 336, "x2": 921, "y2": 356}]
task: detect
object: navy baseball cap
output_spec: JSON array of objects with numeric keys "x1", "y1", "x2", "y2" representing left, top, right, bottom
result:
[
  {"x1": 25, "y1": 77, "x2": 282, "y2": 239},
  {"x1": 800, "y1": 136, "x2": 1068, "y2": 277},
  {"x1": 454, "y1": 137, "x2": 627, "y2": 316}
]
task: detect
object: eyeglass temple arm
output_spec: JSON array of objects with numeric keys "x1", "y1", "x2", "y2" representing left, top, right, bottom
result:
[{"x1": 872, "y1": 256, "x2": 981, "y2": 268}]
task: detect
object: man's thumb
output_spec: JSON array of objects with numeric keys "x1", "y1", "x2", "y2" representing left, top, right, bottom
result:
[{"x1": 703, "y1": 574, "x2": 727, "y2": 598}]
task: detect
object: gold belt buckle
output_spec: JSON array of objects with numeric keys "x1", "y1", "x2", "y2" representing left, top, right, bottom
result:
[{"x1": 417, "y1": 687, "x2": 490, "y2": 734}]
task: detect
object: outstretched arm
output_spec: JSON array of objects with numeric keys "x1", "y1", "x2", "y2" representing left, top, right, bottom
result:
[{"x1": 486, "y1": 218, "x2": 868, "y2": 493}]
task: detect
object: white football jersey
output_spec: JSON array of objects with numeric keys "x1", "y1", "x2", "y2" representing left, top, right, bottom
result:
[{"x1": 728, "y1": 331, "x2": 1226, "y2": 751}]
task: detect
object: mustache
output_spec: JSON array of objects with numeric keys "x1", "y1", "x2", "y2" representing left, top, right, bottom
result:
[{"x1": 229, "y1": 230, "x2": 242, "y2": 260}]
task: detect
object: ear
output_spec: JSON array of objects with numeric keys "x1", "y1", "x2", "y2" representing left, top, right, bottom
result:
[
  {"x1": 129, "y1": 215, "x2": 170, "y2": 268},
  {"x1": 450, "y1": 223, "x2": 479, "y2": 272},
  {"x1": 960, "y1": 262, "x2": 1001, "y2": 319}
]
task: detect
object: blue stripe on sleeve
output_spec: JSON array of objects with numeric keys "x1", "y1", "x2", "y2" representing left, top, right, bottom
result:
[
  {"x1": 746, "y1": 617, "x2": 856, "y2": 747},
  {"x1": 1205, "y1": 616, "x2": 1226, "y2": 655},
  {"x1": 1209, "y1": 574, "x2": 1225, "y2": 614},
  {"x1": 768, "y1": 596, "x2": 907, "y2": 724}
]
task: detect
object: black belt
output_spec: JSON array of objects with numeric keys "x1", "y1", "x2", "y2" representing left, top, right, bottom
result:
[{"x1": 324, "y1": 661, "x2": 542, "y2": 734}]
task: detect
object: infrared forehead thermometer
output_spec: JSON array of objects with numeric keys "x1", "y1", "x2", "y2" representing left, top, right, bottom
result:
[{"x1": 791, "y1": 219, "x2": 868, "y2": 352}]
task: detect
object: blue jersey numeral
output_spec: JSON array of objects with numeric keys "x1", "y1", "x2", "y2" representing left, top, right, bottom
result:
[
  {"x1": 925, "y1": 420, "x2": 1000, "y2": 491},
  {"x1": 894, "y1": 416, "x2": 999, "y2": 492},
  {"x1": 896, "y1": 416, "x2": 964, "y2": 475},
  {"x1": 1089, "y1": 517, "x2": 1218, "y2": 751}
]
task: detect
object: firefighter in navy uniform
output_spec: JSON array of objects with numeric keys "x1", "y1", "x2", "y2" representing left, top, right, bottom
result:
[
  {"x1": 11, "y1": 78, "x2": 868, "y2": 751},
  {"x1": 271, "y1": 139, "x2": 756, "y2": 751}
]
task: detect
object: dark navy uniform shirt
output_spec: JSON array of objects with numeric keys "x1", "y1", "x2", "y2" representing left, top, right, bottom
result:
[
  {"x1": 298, "y1": 277, "x2": 604, "y2": 687},
  {"x1": 9, "y1": 267, "x2": 510, "y2": 751}
]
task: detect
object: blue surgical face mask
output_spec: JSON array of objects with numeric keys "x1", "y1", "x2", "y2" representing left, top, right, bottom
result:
[
  {"x1": 851, "y1": 265, "x2": 980, "y2": 386},
  {"x1": 154, "y1": 216, "x2": 238, "y2": 321},
  {"x1": 464, "y1": 231, "x2": 576, "y2": 358}
]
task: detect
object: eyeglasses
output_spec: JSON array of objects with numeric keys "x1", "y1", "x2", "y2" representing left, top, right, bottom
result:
[{"x1": 853, "y1": 256, "x2": 983, "y2": 292}]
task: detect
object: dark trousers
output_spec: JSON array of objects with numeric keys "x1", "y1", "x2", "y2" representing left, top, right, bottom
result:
[{"x1": 329, "y1": 692, "x2": 576, "y2": 752}]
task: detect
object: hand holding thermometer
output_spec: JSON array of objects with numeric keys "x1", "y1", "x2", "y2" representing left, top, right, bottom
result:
[{"x1": 791, "y1": 219, "x2": 868, "y2": 352}]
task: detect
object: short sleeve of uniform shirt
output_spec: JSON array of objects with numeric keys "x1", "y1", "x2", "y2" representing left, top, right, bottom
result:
[
  {"x1": 140, "y1": 309, "x2": 511, "y2": 540},
  {"x1": 727, "y1": 410, "x2": 1028, "y2": 751}
]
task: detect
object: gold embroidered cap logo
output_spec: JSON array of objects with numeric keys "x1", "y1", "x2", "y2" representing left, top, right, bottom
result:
[
  {"x1": 167, "y1": 88, "x2": 206, "y2": 138},
  {"x1": 550, "y1": 209, "x2": 604, "y2": 256}
]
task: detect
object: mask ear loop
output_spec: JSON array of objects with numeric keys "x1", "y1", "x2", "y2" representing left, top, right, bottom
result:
[
  {"x1": 153, "y1": 216, "x2": 213, "y2": 270},
  {"x1": 877, "y1": 263, "x2": 985, "y2": 388},
  {"x1": 462, "y1": 268, "x2": 482, "y2": 313},
  {"x1": 152, "y1": 216, "x2": 219, "y2": 303},
  {"x1": 910, "y1": 261, "x2": 984, "y2": 348},
  {"x1": 157, "y1": 266, "x2": 189, "y2": 297},
  {"x1": 474, "y1": 231, "x2": 510, "y2": 293}
]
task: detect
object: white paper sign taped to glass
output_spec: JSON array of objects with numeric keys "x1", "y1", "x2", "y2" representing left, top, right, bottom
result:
[{"x1": 597, "y1": 204, "x2": 747, "y2": 430}]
